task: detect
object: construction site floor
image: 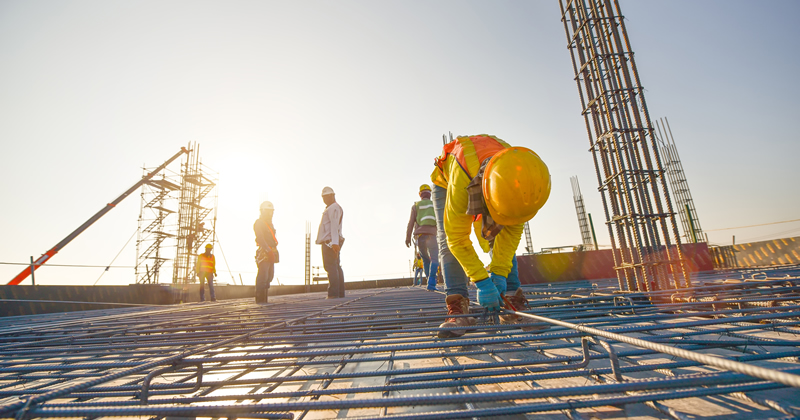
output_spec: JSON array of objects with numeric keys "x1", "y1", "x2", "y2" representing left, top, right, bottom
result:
[{"x1": 1, "y1": 268, "x2": 800, "y2": 419}]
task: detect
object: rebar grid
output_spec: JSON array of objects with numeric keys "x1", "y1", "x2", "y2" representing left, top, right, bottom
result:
[
  {"x1": 1, "y1": 267, "x2": 800, "y2": 419},
  {"x1": 560, "y1": 0, "x2": 690, "y2": 293}
]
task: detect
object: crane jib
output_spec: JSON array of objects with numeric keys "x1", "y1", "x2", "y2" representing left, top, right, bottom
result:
[{"x1": 6, "y1": 147, "x2": 189, "y2": 286}]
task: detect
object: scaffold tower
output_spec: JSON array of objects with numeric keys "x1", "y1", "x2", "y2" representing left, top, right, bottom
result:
[
  {"x1": 173, "y1": 144, "x2": 218, "y2": 285},
  {"x1": 135, "y1": 171, "x2": 180, "y2": 284},
  {"x1": 571, "y1": 176, "x2": 594, "y2": 250},
  {"x1": 560, "y1": 0, "x2": 691, "y2": 292},
  {"x1": 655, "y1": 117, "x2": 705, "y2": 244}
]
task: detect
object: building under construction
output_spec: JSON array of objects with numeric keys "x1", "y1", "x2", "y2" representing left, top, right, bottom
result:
[{"x1": 1, "y1": 1, "x2": 800, "y2": 419}]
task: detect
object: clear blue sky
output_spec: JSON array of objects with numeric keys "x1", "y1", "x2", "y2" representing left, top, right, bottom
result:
[{"x1": 1, "y1": 0, "x2": 798, "y2": 286}]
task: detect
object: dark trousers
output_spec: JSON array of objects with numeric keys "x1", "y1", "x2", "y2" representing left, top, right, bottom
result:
[
  {"x1": 322, "y1": 245, "x2": 345, "y2": 298},
  {"x1": 198, "y1": 272, "x2": 216, "y2": 301},
  {"x1": 256, "y1": 261, "x2": 274, "y2": 302}
]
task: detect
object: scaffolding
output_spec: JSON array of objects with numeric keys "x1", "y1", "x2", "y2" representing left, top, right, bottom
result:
[
  {"x1": 655, "y1": 117, "x2": 705, "y2": 244},
  {"x1": 172, "y1": 144, "x2": 218, "y2": 285},
  {"x1": 571, "y1": 176, "x2": 594, "y2": 250},
  {"x1": 1, "y1": 267, "x2": 799, "y2": 419},
  {"x1": 560, "y1": 0, "x2": 690, "y2": 292},
  {"x1": 135, "y1": 172, "x2": 180, "y2": 284}
]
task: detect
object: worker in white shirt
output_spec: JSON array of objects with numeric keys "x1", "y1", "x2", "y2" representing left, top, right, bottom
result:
[{"x1": 315, "y1": 186, "x2": 345, "y2": 298}]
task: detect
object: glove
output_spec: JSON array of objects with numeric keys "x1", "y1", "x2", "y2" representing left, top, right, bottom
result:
[
  {"x1": 475, "y1": 278, "x2": 501, "y2": 311},
  {"x1": 489, "y1": 273, "x2": 507, "y2": 295}
]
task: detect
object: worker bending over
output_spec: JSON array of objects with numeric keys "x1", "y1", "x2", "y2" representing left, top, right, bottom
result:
[
  {"x1": 254, "y1": 201, "x2": 279, "y2": 303},
  {"x1": 196, "y1": 244, "x2": 217, "y2": 302},
  {"x1": 405, "y1": 184, "x2": 439, "y2": 291},
  {"x1": 431, "y1": 134, "x2": 550, "y2": 338}
]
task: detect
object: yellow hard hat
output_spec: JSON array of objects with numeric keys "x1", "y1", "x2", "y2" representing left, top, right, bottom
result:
[
  {"x1": 419, "y1": 184, "x2": 431, "y2": 193},
  {"x1": 205, "y1": 243, "x2": 213, "y2": 249},
  {"x1": 482, "y1": 147, "x2": 551, "y2": 226}
]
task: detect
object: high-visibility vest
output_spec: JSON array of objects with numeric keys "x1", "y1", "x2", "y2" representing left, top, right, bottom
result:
[
  {"x1": 415, "y1": 199, "x2": 436, "y2": 226},
  {"x1": 435, "y1": 135, "x2": 511, "y2": 183},
  {"x1": 196, "y1": 253, "x2": 215, "y2": 273}
]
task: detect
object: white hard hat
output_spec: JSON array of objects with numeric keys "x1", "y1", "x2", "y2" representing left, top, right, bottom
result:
[
  {"x1": 260, "y1": 201, "x2": 274, "y2": 211},
  {"x1": 321, "y1": 186, "x2": 335, "y2": 196}
]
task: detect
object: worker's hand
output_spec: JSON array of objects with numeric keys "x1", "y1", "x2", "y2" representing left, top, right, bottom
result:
[
  {"x1": 405, "y1": 239, "x2": 411, "y2": 248},
  {"x1": 331, "y1": 244, "x2": 340, "y2": 253},
  {"x1": 475, "y1": 278, "x2": 501, "y2": 311},
  {"x1": 489, "y1": 273, "x2": 507, "y2": 296}
]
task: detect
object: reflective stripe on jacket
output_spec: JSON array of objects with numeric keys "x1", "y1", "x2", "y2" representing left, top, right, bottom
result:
[
  {"x1": 429, "y1": 135, "x2": 523, "y2": 281},
  {"x1": 196, "y1": 254, "x2": 216, "y2": 274},
  {"x1": 415, "y1": 199, "x2": 436, "y2": 226}
]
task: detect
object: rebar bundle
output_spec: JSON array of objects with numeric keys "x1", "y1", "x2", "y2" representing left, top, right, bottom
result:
[
  {"x1": 2, "y1": 267, "x2": 799, "y2": 419},
  {"x1": 560, "y1": 0, "x2": 690, "y2": 292}
]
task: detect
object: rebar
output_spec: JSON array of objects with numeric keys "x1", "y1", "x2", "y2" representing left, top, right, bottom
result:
[{"x1": 1, "y1": 267, "x2": 799, "y2": 419}]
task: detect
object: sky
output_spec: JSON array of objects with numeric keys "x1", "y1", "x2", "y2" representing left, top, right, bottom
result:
[{"x1": 1, "y1": 0, "x2": 798, "y2": 287}]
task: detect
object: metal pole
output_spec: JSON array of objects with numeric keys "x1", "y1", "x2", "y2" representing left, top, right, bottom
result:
[
  {"x1": 29, "y1": 256, "x2": 35, "y2": 286},
  {"x1": 686, "y1": 204, "x2": 698, "y2": 243},
  {"x1": 588, "y1": 214, "x2": 599, "y2": 251}
]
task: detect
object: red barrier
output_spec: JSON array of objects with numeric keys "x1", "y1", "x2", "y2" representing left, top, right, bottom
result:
[{"x1": 517, "y1": 243, "x2": 713, "y2": 284}]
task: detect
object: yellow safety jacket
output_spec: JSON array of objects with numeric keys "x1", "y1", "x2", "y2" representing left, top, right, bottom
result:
[
  {"x1": 430, "y1": 135, "x2": 524, "y2": 282},
  {"x1": 196, "y1": 253, "x2": 216, "y2": 275}
]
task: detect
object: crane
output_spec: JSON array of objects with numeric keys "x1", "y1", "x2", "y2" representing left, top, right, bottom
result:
[{"x1": 7, "y1": 147, "x2": 189, "y2": 285}]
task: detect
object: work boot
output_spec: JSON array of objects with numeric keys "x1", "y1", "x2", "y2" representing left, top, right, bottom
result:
[
  {"x1": 500, "y1": 288, "x2": 548, "y2": 332},
  {"x1": 437, "y1": 294, "x2": 476, "y2": 338}
]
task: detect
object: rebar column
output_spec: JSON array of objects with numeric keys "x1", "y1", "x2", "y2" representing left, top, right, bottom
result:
[{"x1": 559, "y1": 0, "x2": 691, "y2": 291}]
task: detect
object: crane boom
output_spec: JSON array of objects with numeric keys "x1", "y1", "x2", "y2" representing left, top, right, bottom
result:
[{"x1": 7, "y1": 147, "x2": 189, "y2": 285}]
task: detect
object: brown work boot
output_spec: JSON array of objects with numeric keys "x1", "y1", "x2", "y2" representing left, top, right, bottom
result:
[
  {"x1": 500, "y1": 288, "x2": 548, "y2": 332},
  {"x1": 437, "y1": 294, "x2": 476, "y2": 338}
]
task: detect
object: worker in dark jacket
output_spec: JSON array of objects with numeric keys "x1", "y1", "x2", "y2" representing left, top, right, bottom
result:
[
  {"x1": 405, "y1": 184, "x2": 439, "y2": 291},
  {"x1": 254, "y1": 201, "x2": 279, "y2": 303},
  {"x1": 195, "y1": 244, "x2": 217, "y2": 302}
]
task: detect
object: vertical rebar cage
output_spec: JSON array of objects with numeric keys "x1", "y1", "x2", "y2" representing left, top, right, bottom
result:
[
  {"x1": 571, "y1": 176, "x2": 594, "y2": 250},
  {"x1": 173, "y1": 143, "x2": 218, "y2": 285},
  {"x1": 559, "y1": 0, "x2": 690, "y2": 292}
]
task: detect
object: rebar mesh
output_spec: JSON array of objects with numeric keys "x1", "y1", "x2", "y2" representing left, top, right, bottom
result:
[{"x1": 2, "y1": 267, "x2": 800, "y2": 419}]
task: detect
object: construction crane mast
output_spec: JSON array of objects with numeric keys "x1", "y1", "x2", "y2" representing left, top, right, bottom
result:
[{"x1": 7, "y1": 148, "x2": 189, "y2": 286}]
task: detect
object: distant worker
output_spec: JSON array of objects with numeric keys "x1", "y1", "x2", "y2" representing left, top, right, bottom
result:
[
  {"x1": 196, "y1": 244, "x2": 217, "y2": 302},
  {"x1": 405, "y1": 184, "x2": 439, "y2": 291},
  {"x1": 254, "y1": 201, "x2": 279, "y2": 304},
  {"x1": 431, "y1": 135, "x2": 550, "y2": 338},
  {"x1": 413, "y1": 252, "x2": 424, "y2": 286},
  {"x1": 315, "y1": 186, "x2": 345, "y2": 298}
]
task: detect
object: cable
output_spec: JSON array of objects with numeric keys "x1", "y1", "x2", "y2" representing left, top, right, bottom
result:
[
  {"x1": 0, "y1": 262, "x2": 134, "y2": 269},
  {"x1": 213, "y1": 234, "x2": 238, "y2": 285},
  {"x1": 705, "y1": 218, "x2": 800, "y2": 232},
  {"x1": 93, "y1": 230, "x2": 138, "y2": 286}
]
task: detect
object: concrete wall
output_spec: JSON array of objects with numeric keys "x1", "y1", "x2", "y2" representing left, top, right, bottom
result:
[{"x1": 0, "y1": 277, "x2": 414, "y2": 317}]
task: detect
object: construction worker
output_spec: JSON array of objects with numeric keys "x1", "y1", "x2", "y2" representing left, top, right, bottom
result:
[
  {"x1": 431, "y1": 134, "x2": 550, "y2": 338},
  {"x1": 413, "y1": 252, "x2": 424, "y2": 286},
  {"x1": 405, "y1": 184, "x2": 439, "y2": 291},
  {"x1": 254, "y1": 201, "x2": 279, "y2": 303},
  {"x1": 315, "y1": 186, "x2": 345, "y2": 298},
  {"x1": 196, "y1": 244, "x2": 217, "y2": 302}
]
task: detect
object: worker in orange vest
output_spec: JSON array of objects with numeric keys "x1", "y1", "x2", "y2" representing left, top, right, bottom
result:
[
  {"x1": 195, "y1": 244, "x2": 217, "y2": 302},
  {"x1": 430, "y1": 135, "x2": 550, "y2": 338}
]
